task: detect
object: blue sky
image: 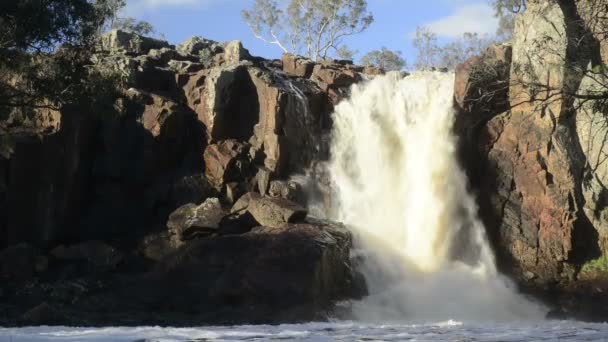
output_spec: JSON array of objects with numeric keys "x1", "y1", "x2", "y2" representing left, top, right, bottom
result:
[{"x1": 122, "y1": 0, "x2": 498, "y2": 65}]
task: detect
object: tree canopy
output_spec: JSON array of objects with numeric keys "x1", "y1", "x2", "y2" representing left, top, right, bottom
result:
[
  {"x1": 360, "y1": 47, "x2": 406, "y2": 71},
  {"x1": 242, "y1": 0, "x2": 373, "y2": 61},
  {"x1": 0, "y1": 0, "x2": 118, "y2": 117}
]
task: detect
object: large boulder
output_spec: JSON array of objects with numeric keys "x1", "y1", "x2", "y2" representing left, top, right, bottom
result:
[
  {"x1": 282, "y1": 54, "x2": 315, "y2": 78},
  {"x1": 231, "y1": 192, "x2": 307, "y2": 229},
  {"x1": 146, "y1": 220, "x2": 354, "y2": 322},
  {"x1": 167, "y1": 198, "x2": 226, "y2": 247}
]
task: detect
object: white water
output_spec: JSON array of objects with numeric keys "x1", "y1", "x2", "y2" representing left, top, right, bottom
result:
[
  {"x1": 4, "y1": 321, "x2": 608, "y2": 341},
  {"x1": 327, "y1": 71, "x2": 546, "y2": 322}
]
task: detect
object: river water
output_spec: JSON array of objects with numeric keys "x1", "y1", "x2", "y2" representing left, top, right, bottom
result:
[{"x1": 2, "y1": 321, "x2": 608, "y2": 341}]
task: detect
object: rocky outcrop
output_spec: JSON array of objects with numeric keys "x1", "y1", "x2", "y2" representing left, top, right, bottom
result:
[
  {"x1": 0, "y1": 31, "x2": 371, "y2": 325},
  {"x1": 455, "y1": 0, "x2": 608, "y2": 319},
  {"x1": 0, "y1": 199, "x2": 355, "y2": 326}
]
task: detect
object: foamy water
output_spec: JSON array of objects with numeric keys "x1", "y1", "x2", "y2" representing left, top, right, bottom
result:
[
  {"x1": 327, "y1": 72, "x2": 546, "y2": 322},
  {"x1": 2, "y1": 321, "x2": 608, "y2": 341}
]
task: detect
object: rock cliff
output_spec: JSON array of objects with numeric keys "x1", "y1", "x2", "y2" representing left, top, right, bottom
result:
[
  {"x1": 455, "y1": 0, "x2": 608, "y2": 319},
  {"x1": 0, "y1": 30, "x2": 379, "y2": 325}
]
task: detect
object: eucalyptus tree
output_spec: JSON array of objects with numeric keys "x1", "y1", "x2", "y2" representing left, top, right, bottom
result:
[
  {"x1": 242, "y1": 0, "x2": 374, "y2": 61},
  {"x1": 360, "y1": 47, "x2": 406, "y2": 71}
]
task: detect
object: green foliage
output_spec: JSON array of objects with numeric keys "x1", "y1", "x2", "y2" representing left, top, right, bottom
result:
[
  {"x1": 0, "y1": 0, "x2": 105, "y2": 52},
  {"x1": 581, "y1": 255, "x2": 608, "y2": 276},
  {"x1": 112, "y1": 17, "x2": 155, "y2": 36},
  {"x1": 360, "y1": 47, "x2": 406, "y2": 71},
  {"x1": 0, "y1": 0, "x2": 120, "y2": 123},
  {"x1": 242, "y1": 0, "x2": 373, "y2": 61}
]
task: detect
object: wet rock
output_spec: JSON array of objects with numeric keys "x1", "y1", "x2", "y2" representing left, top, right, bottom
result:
[
  {"x1": 311, "y1": 63, "x2": 361, "y2": 105},
  {"x1": 167, "y1": 198, "x2": 226, "y2": 246},
  {"x1": 268, "y1": 180, "x2": 304, "y2": 203}
]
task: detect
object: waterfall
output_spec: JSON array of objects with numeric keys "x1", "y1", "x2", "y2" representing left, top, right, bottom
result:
[{"x1": 327, "y1": 71, "x2": 546, "y2": 322}]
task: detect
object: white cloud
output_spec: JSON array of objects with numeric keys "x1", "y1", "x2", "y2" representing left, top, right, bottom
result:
[{"x1": 425, "y1": 3, "x2": 499, "y2": 38}]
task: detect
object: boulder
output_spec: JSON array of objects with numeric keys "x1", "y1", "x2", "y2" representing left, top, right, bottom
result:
[
  {"x1": 167, "y1": 198, "x2": 226, "y2": 246},
  {"x1": 148, "y1": 220, "x2": 354, "y2": 321},
  {"x1": 100, "y1": 30, "x2": 171, "y2": 55},
  {"x1": 204, "y1": 140, "x2": 250, "y2": 190},
  {"x1": 239, "y1": 194, "x2": 308, "y2": 229},
  {"x1": 177, "y1": 36, "x2": 217, "y2": 56},
  {"x1": 282, "y1": 54, "x2": 315, "y2": 78}
]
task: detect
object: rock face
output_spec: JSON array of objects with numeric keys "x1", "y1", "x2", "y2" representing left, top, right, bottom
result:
[
  {"x1": 0, "y1": 32, "x2": 371, "y2": 325},
  {"x1": 455, "y1": 0, "x2": 608, "y2": 318}
]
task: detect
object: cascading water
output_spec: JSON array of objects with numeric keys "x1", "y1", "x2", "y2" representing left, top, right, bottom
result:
[{"x1": 327, "y1": 71, "x2": 547, "y2": 322}]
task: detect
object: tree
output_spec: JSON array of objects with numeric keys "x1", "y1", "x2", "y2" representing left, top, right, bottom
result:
[
  {"x1": 335, "y1": 45, "x2": 357, "y2": 61},
  {"x1": 489, "y1": 0, "x2": 527, "y2": 40},
  {"x1": 0, "y1": 1, "x2": 117, "y2": 117},
  {"x1": 360, "y1": 47, "x2": 406, "y2": 71},
  {"x1": 242, "y1": 0, "x2": 374, "y2": 61},
  {"x1": 95, "y1": 0, "x2": 126, "y2": 31},
  {"x1": 439, "y1": 32, "x2": 495, "y2": 70},
  {"x1": 113, "y1": 17, "x2": 155, "y2": 36},
  {"x1": 412, "y1": 27, "x2": 494, "y2": 70},
  {"x1": 412, "y1": 26, "x2": 439, "y2": 70}
]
